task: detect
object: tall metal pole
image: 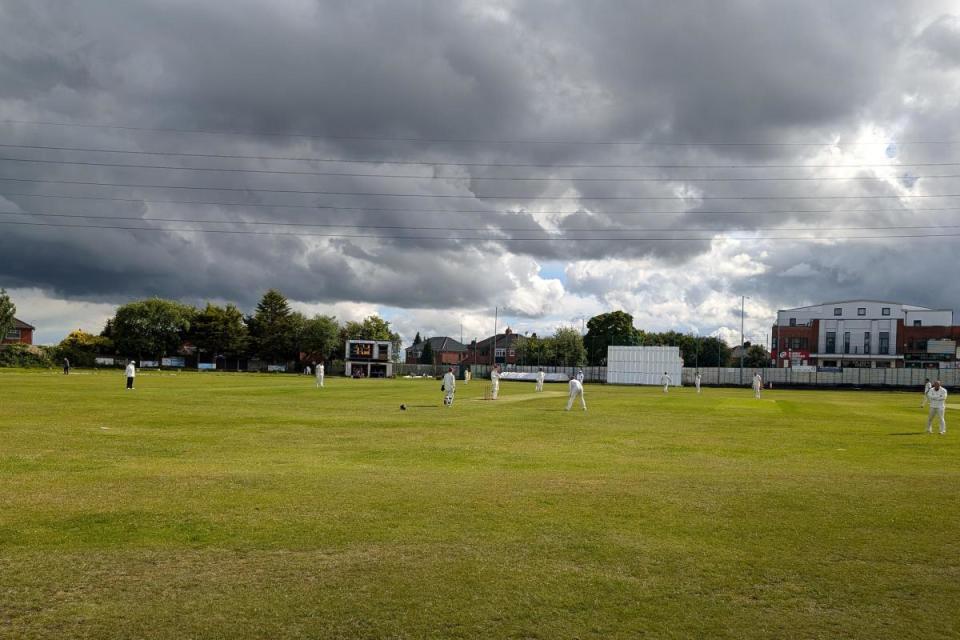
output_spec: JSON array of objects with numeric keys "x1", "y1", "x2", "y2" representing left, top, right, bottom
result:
[
  {"x1": 695, "y1": 329, "x2": 699, "y2": 373},
  {"x1": 492, "y1": 306, "x2": 498, "y2": 367},
  {"x1": 740, "y1": 296, "x2": 746, "y2": 384}
]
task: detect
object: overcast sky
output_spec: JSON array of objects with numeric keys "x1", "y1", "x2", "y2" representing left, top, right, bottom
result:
[{"x1": 2, "y1": 0, "x2": 959, "y2": 346}]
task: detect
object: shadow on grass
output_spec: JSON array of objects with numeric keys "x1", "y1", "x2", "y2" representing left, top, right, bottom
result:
[{"x1": 888, "y1": 432, "x2": 925, "y2": 436}]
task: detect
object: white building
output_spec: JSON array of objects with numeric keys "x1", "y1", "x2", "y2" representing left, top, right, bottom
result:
[
  {"x1": 345, "y1": 340, "x2": 393, "y2": 378},
  {"x1": 773, "y1": 300, "x2": 955, "y2": 368}
]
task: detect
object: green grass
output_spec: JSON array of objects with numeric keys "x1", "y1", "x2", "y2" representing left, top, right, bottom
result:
[{"x1": 0, "y1": 370, "x2": 957, "y2": 639}]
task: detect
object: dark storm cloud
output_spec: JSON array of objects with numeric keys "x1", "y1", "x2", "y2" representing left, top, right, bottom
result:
[{"x1": 0, "y1": 0, "x2": 958, "y2": 321}]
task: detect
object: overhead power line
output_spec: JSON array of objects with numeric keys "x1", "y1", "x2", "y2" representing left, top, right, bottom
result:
[
  {"x1": 2, "y1": 176, "x2": 958, "y2": 200},
  {"x1": 1, "y1": 142, "x2": 957, "y2": 170},
  {"x1": 3, "y1": 191, "x2": 960, "y2": 217},
  {"x1": 3, "y1": 218, "x2": 960, "y2": 241},
  {"x1": 2, "y1": 119, "x2": 956, "y2": 146},
  {"x1": 0, "y1": 155, "x2": 956, "y2": 182},
  {"x1": 1, "y1": 208, "x2": 956, "y2": 234}
]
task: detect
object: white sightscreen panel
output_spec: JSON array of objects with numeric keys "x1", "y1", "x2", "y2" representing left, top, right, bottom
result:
[{"x1": 606, "y1": 347, "x2": 683, "y2": 385}]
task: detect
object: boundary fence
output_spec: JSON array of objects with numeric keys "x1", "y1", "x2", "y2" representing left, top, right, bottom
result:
[{"x1": 683, "y1": 367, "x2": 958, "y2": 389}]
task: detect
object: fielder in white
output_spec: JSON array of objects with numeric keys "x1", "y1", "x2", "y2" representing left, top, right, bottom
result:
[
  {"x1": 442, "y1": 367, "x2": 456, "y2": 407},
  {"x1": 661, "y1": 372, "x2": 671, "y2": 393},
  {"x1": 925, "y1": 380, "x2": 947, "y2": 435},
  {"x1": 753, "y1": 373, "x2": 763, "y2": 399},
  {"x1": 464, "y1": 369, "x2": 471, "y2": 384},
  {"x1": 566, "y1": 377, "x2": 586, "y2": 411},
  {"x1": 535, "y1": 368, "x2": 545, "y2": 392},
  {"x1": 490, "y1": 365, "x2": 501, "y2": 400},
  {"x1": 316, "y1": 363, "x2": 325, "y2": 388},
  {"x1": 695, "y1": 372, "x2": 702, "y2": 393},
  {"x1": 921, "y1": 378, "x2": 932, "y2": 408},
  {"x1": 576, "y1": 368, "x2": 584, "y2": 383},
  {"x1": 125, "y1": 360, "x2": 136, "y2": 390}
]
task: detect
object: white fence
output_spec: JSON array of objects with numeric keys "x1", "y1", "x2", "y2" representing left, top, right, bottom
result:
[
  {"x1": 682, "y1": 367, "x2": 960, "y2": 388},
  {"x1": 426, "y1": 363, "x2": 957, "y2": 388}
]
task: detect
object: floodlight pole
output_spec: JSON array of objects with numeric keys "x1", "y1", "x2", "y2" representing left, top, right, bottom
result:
[
  {"x1": 740, "y1": 295, "x2": 748, "y2": 385},
  {"x1": 492, "y1": 306, "x2": 498, "y2": 367}
]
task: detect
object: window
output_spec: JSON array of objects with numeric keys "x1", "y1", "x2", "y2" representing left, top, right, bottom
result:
[
  {"x1": 5, "y1": 328, "x2": 20, "y2": 340},
  {"x1": 789, "y1": 317, "x2": 797, "y2": 327},
  {"x1": 863, "y1": 332, "x2": 871, "y2": 355},
  {"x1": 879, "y1": 331, "x2": 890, "y2": 355},
  {"x1": 495, "y1": 348, "x2": 506, "y2": 358},
  {"x1": 791, "y1": 337, "x2": 801, "y2": 349},
  {"x1": 772, "y1": 337, "x2": 778, "y2": 350},
  {"x1": 882, "y1": 307, "x2": 890, "y2": 316},
  {"x1": 857, "y1": 308, "x2": 866, "y2": 316},
  {"x1": 913, "y1": 320, "x2": 922, "y2": 327},
  {"x1": 834, "y1": 307, "x2": 842, "y2": 316},
  {"x1": 843, "y1": 332, "x2": 851, "y2": 354},
  {"x1": 826, "y1": 331, "x2": 837, "y2": 353}
]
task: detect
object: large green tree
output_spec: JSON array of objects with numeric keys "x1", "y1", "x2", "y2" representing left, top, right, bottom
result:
[
  {"x1": 247, "y1": 289, "x2": 298, "y2": 363},
  {"x1": 552, "y1": 326, "x2": 587, "y2": 366},
  {"x1": 111, "y1": 298, "x2": 195, "y2": 360},
  {"x1": 0, "y1": 289, "x2": 15, "y2": 341},
  {"x1": 744, "y1": 344, "x2": 772, "y2": 368},
  {"x1": 56, "y1": 330, "x2": 112, "y2": 367},
  {"x1": 300, "y1": 314, "x2": 340, "y2": 361},
  {"x1": 584, "y1": 311, "x2": 642, "y2": 365},
  {"x1": 190, "y1": 303, "x2": 249, "y2": 359}
]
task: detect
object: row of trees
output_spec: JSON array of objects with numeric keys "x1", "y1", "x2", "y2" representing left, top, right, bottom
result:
[
  {"x1": 582, "y1": 310, "x2": 769, "y2": 367},
  {"x1": 55, "y1": 289, "x2": 401, "y2": 367}
]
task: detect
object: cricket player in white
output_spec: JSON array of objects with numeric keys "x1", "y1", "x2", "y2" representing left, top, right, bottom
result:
[
  {"x1": 576, "y1": 368, "x2": 584, "y2": 383},
  {"x1": 442, "y1": 367, "x2": 456, "y2": 407},
  {"x1": 661, "y1": 372, "x2": 671, "y2": 393},
  {"x1": 925, "y1": 380, "x2": 947, "y2": 435},
  {"x1": 753, "y1": 373, "x2": 763, "y2": 399},
  {"x1": 921, "y1": 378, "x2": 932, "y2": 408},
  {"x1": 536, "y1": 368, "x2": 545, "y2": 392},
  {"x1": 125, "y1": 360, "x2": 136, "y2": 390},
  {"x1": 695, "y1": 372, "x2": 701, "y2": 393},
  {"x1": 464, "y1": 369, "x2": 471, "y2": 384},
  {"x1": 316, "y1": 363, "x2": 325, "y2": 388},
  {"x1": 490, "y1": 365, "x2": 501, "y2": 400},
  {"x1": 566, "y1": 377, "x2": 586, "y2": 411}
]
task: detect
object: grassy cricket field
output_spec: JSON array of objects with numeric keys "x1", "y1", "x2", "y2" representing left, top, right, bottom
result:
[{"x1": 0, "y1": 369, "x2": 957, "y2": 639}]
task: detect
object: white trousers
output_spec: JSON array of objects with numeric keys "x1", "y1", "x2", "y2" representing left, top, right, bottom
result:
[
  {"x1": 535, "y1": 380, "x2": 544, "y2": 392},
  {"x1": 491, "y1": 382, "x2": 499, "y2": 399},
  {"x1": 566, "y1": 388, "x2": 586, "y2": 411},
  {"x1": 444, "y1": 389, "x2": 455, "y2": 406},
  {"x1": 927, "y1": 406, "x2": 946, "y2": 433},
  {"x1": 695, "y1": 381, "x2": 701, "y2": 393},
  {"x1": 754, "y1": 387, "x2": 761, "y2": 399},
  {"x1": 316, "y1": 375, "x2": 324, "y2": 388},
  {"x1": 662, "y1": 384, "x2": 669, "y2": 393}
]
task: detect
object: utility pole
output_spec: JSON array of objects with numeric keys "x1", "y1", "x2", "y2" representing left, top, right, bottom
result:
[
  {"x1": 740, "y1": 295, "x2": 747, "y2": 384},
  {"x1": 492, "y1": 306, "x2": 498, "y2": 367}
]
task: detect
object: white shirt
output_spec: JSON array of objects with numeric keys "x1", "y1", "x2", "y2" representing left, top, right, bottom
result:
[
  {"x1": 442, "y1": 371, "x2": 456, "y2": 392},
  {"x1": 695, "y1": 374, "x2": 701, "y2": 382},
  {"x1": 753, "y1": 375, "x2": 762, "y2": 388},
  {"x1": 316, "y1": 365, "x2": 324, "y2": 377},
  {"x1": 661, "y1": 375, "x2": 671, "y2": 385},
  {"x1": 569, "y1": 379, "x2": 583, "y2": 394},
  {"x1": 924, "y1": 382, "x2": 932, "y2": 393},
  {"x1": 926, "y1": 386, "x2": 948, "y2": 409},
  {"x1": 491, "y1": 369, "x2": 500, "y2": 383},
  {"x1": 125, "y1": 363, "x2": 136, "y2": 378},
  {"x1": 536, "y1": 371, "x2": 545, "y2": 382},
  {"x1": 577, "y1": 370, "x2": 584, "y2": 382}
]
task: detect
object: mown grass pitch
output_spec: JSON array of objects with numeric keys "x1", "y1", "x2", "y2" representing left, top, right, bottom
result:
[{"x1": 1, "y1": 370, "x2": 957, "y2": 639}]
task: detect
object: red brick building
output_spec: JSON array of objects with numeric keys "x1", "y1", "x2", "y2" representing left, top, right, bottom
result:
[
  {"x1": 404, "y1": 336, "x2": 468, "y2": 365},
  {"x1": 460, "y1": 328, "x2": 523, "y2": 366},
  {"x1": 899, "y1": 321, "x2": 960, "y2": 368},
  {"x1": 2, "y1": 318, "x2": 34, "y2": 345}
]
